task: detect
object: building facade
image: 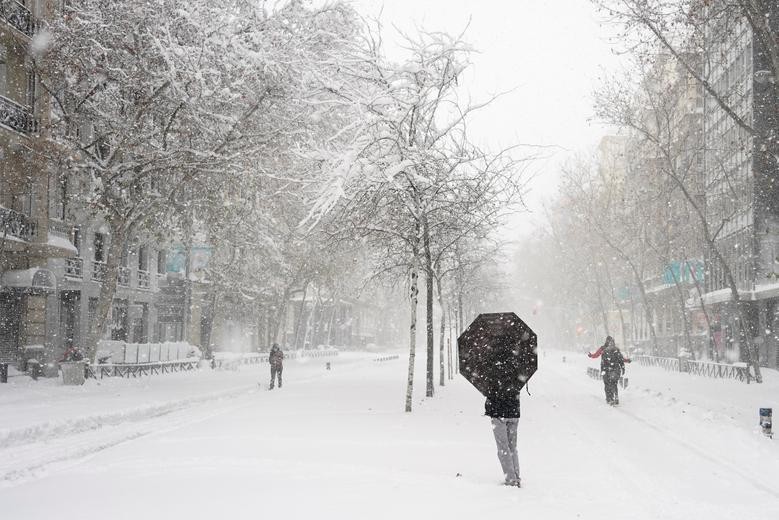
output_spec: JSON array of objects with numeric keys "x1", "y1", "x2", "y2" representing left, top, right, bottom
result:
[
  {"x1": 703, "y1": 5, "x2": 779, "y2": 368},
  {"x1": 1, "y1": 0, "x2": 76, "y2": 367}
]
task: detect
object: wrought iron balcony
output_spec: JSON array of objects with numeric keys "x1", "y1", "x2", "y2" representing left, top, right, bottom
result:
[
  {"x1": 0, "y1": 206, "x2": 36, "y2": 241},
  {"x1": 0, "y1": 0, "x2": 35, "y2": 37},
  {"x1": 0, "y1": 94, "x2": 38, "y2": 135},
  {"x1": 92, "y1": 261, "x2": 106, "y2": 282},
  {"x1": 65, "y1": 257, "x2": 83, "y2": 278},
  {"x1": 138, "y1": 269, "x2": 151, "y2": 289}
]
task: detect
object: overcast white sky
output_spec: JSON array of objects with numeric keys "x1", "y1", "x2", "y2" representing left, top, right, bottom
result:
[{"x1": 348, "y1": 0, "x2": 626, "y2": 236}]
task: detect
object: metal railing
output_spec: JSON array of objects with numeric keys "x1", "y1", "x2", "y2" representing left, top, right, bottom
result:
[
  {"x1": 0, "y1": 0, "x2": 35, "y2": 38},
  {"x1": 634, "y1": 355, "x2": 682, "y2": 372},
  {"x1": 634, "y1": 355, "x2": 751, "y2": 383},
  {"x1": 685, "y1": 360, "x2": 749, "y2": 382},
  {"x1": 65, "y1": 257, "x2": 83, "y2": 278},
  {"x1": 0, "y1": 94, "x2": 38, "y2": 134},
  {"x1": 91, "y1": 261, "x2": 106, "y2": 282},
  {"x1": 0, "y1": 206, "x2": 36, "y2": 241},
  {"x1": 48, "y1": 219, "x2": 73, "y2": 237},
  {"x1": 137, "y1": 269, "x2": 150, "y2": 289},
  {"x1": 118, "y1": 266, "x2": 130, "y2": 286}
]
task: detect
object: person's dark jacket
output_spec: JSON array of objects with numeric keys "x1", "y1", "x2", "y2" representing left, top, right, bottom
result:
[
  {"x1": 601, "y1": 346, "x2": 625, "y2": 375},
  {"x1": 269, "y1": 347, "x2": 284, "y2": 369},
  {"x1": 485, "y1": 394, "x2": 520, "y2": 418}
]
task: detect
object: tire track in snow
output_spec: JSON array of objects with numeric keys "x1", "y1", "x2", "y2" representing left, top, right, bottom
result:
[{"x1": 611, "y1": 403, "x2": 779, "y2": 500}]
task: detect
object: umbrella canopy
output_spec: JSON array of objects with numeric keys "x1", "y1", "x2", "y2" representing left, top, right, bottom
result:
[{"x1": 458, "y1": 312, "x2": 537, "y2": 398}]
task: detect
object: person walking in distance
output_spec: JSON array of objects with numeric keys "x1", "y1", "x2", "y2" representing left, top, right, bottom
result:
[
  {"x1": 269, "y1": 343, "x2": 284, "y2": 389},
  {"x1": 485, "y1": 391, "x2": 521, "y2": 487},
  {"x1": 598, "y1": 336, "x2": 625, "y2": 405}
]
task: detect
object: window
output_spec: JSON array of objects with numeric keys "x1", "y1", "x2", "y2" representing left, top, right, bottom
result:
[
  {"x1": 72, "y1": 227, "x2": 81, "y2": 255},
  {"x1": 94, "y1": 233, "x2": 105, "y2": 262},
  {"x1": 157, "y1": 249, "x2": 166, "y2": 274},
  {"x1": 55, "y1": 174, "x2": 68, "y2": 220},
  {"x1": 0, "y1": 44, "x2": 7, "y2": 97},
  {"x1": 138, "y1": 245, "x2": 148, "y2": 271},
  {"x1": 26, "y1": 69, "x2": 35, "y2": 111}
]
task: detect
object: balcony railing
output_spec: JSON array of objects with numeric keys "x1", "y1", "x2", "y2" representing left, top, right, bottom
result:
[
  {"x1": 0, "y1": 94, "x2": 38, "y2": 135},
  {"x1": 118, "y1": 266, "x2": 130, "y2": 287},
  {"x1": 48, "y1": 219, "x2": 73, "y2": 237},
  {"x1": 0, "y1": 0, "x2": 34, "y2": 37},
  {"x1": 92, "y1": 261, "x2": 106, "y2": 282},
  {"x1": 0, "y1": 206, "x2": 36, "y2": 241},
  {"x1": 65, "y1": 257, "x2": 83, "y2": 278},
  {"x1": 138, "y1": 269, "x2": 150, "y2": 289}
]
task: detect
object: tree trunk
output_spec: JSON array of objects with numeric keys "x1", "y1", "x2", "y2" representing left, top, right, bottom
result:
[
  {"x1": 687, "y1": 256, "x2": 717, "y2": 361},
  {"x1": 601, "y1": 258, "x2": 629, "y2": 347},
  {"x1": 667, "y1": 264, "x2": 694, "y2": 356},
  {"x1": 423, "y1": 217, "x2": 435, "y2": 398},
  {"x1": 292, "y1": 281, "x2": 310, "y2": 349},
  {"x1": 435, "y1": 275, "x2": 446, "y2": 387},
  {"x1": 405, "y1": 260, "x2": 420, "y2": 412},
  {"x1": 592, "y1": 267, "x2": 611, "y2": 337},
  {"x1": 273, "y1": 286, "x2": 290, "y2": 344},
  {"x1": 86, "y1": 223, "x2": 126, "y2": 362}
]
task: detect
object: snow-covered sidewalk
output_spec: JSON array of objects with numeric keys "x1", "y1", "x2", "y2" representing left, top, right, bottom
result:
[{"x1": 0, "y1": 351, "x2": 374, "y2": 448}]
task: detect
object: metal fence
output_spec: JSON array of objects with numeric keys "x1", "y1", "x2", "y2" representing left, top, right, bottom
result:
[
  {"x1": 634, "y1": 355, "x2": 682, "y2": 372},
  {"x1": 633, "y1": 355, "x2": 751, "y2": 382},
  {"x1": 684, "y1": 360, "x2": 749, "y2": 382}
]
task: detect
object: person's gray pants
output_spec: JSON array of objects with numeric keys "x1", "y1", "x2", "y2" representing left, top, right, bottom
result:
[{"x1": 491, "y1": 418, "x2": 519, "y2": 483}]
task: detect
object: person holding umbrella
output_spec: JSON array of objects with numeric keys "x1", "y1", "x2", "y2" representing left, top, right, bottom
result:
[
  {"x1": 486, "y1": 390, "x2": 521, "y2": 487},
  {"x1": 457, "y1": 312, "x2": 537, "y2": 489}
]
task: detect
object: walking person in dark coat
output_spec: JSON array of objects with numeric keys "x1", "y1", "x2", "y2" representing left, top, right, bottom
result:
[
  {"x1": 485, "y1": 392, "x2": 521, "y2": 487},
  {"x1": 599, "y1": 336, "x2": 625, "y2": 405},
  {"x1": 269, "y1": 343, "x2": 284, "y2": 389}
]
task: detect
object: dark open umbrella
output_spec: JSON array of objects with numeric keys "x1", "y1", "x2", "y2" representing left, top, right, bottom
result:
[{"x1": 458, "y1": 312, "x2": 537, "y2": 398}]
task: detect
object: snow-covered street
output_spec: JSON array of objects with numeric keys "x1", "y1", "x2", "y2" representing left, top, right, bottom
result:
[{"x1": 2, "y1": 351, "x2": 777, "y2": 520}]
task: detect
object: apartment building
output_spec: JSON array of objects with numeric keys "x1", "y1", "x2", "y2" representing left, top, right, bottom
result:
[
  {"x1": 1, "y1": 1, "x2": 80, "y2": 367},
  {"x1": 703, "y1": 5, "x2": 779, "y2": 368}
]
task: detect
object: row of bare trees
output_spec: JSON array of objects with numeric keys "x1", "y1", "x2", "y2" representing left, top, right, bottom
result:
[
  {"x1": 27, "y1": 1, "x2": 527, "y2": 405},
  {"x1": 307, "y1": 28, "x2": 530, "y2": 410},
  {"x1": 517, "y1": 0, "x2": 779, "y2": 381}
]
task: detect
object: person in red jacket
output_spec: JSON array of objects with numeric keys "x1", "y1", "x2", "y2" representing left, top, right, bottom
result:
[
  {"x1": 588, "y1": 337, "x2": 632, "y2": 363},
  {"x1": 589, "y1": 336, "x2": 627, "y2": 405}
]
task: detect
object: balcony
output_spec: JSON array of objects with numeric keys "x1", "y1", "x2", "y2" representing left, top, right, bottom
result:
[
  {"x1": 0, "y1": 206, "x2": 36, "y2": 241},
  {"x1": 92, "y1": 261, "x2": 106, "y2": 282},
  {"x1": 0, "y1": 0, "x2": 34, "y2": 37},
  {"x1": 65, "y1": 257, "x2": 83, "y2": 278},
  {"x1": 0, "y1": 94, "x2": 38, "y2": 135},
  {"x1": 138, "y1": 269, "x2": 151, "y2": 289},
  {"x1": 118, "y1": 266, "x2": 130, "y2": 287}
]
